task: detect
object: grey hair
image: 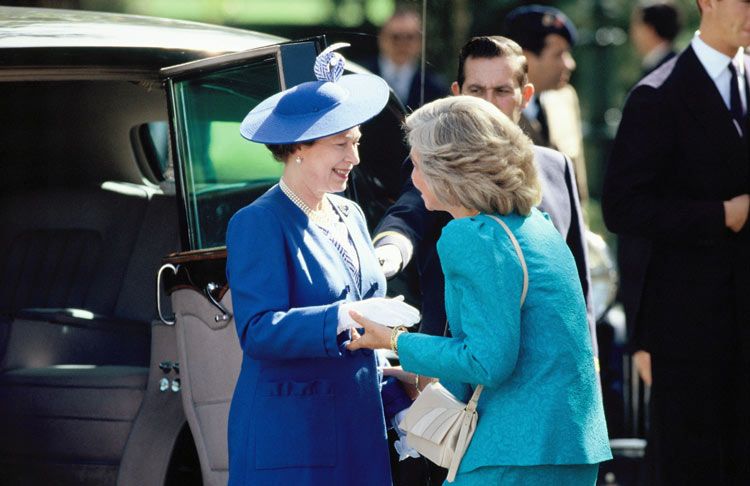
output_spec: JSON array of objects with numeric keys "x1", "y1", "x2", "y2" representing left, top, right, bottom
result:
[{"x1": 405, "y1": 95, "x2": 541, "y2": 215}]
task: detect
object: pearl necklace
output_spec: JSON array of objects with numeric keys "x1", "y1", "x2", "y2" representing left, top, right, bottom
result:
[{"x1": 279, "y1": 178, "x2": 339, "y2": 228}]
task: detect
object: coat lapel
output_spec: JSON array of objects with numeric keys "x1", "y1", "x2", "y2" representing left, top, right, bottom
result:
[
  {"x1": 273, "y1": 186, "x2": 362, "y2": 300},
  {"x1": 329, "y1": 197, "x2": 366, "y2": 299},
  {"x1": 678, "y1": 47, "x2": 746, "y2": 163},
  {"x1": 677, "y1": 47, "x2": 749, "y2": 182},
  {"x1": 519, "y1": 113, "x2": 548, "y2": 147}
]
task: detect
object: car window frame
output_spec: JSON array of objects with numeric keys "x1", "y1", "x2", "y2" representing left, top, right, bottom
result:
[{"x1": 161, "y1": 37, "x2": 326, "y2": 251}]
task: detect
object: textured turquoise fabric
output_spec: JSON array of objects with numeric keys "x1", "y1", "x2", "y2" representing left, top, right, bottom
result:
[
  {"x1": 450, "y1": 463, "x2": 599, "y2": 485},
  {"x1": 398, "y1": 210, "x2": 611, "y2": 474}
]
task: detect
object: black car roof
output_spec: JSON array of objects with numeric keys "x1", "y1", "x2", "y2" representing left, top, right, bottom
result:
[{"x1": 0, "y1": 6, "x2": 286, "y2": 71}]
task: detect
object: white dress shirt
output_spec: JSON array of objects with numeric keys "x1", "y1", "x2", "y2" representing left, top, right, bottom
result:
[{"x1": 691, "y1": 33, "x2": 747, "y2": 114}]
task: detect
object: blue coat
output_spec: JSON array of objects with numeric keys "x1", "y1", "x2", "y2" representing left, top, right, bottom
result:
[
  {"x1": 398, "y1": 211, "x2": 611, "y2": 472},
  {"x1": 225, "y1": 185, "x2": 391, "y2": 485}
]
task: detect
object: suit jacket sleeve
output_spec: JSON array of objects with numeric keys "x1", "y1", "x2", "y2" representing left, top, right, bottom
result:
[
  {"x1": 372, "y1": 157, "x2": 434, "y2": 266},
  {"x1": 602, "y1": 85, "x2": 725, "y2": 242},
  {"x1": 397, "y1": 219, "x2": 523, "y2": 389},
  {"x1": 562, "y1": 154, "x2": 598, "y2": 357},
  {"x1": 226, "y1": 205, "x2": 342, "y2": 360}
]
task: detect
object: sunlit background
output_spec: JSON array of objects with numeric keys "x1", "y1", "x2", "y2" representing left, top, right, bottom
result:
[{"x1": 1, "y1": 0, "x2": 703, "y2": 244}]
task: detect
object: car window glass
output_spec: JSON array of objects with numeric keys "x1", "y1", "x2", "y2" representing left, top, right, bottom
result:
[{"x1": 169, "y1": 56, "x2": 281, "y2": 250}]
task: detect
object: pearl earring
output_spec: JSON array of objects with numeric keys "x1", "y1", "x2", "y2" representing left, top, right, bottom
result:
[{"x1": 295, "y1": 156, "x2": 302, "y2": 164}]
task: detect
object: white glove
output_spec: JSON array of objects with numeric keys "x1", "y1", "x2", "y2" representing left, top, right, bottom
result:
[
  {"x1": 392, "y1": 410, "x2": 421, "y2": 461},
  {"x1": 337, "y1": 296, "x2": 420, "y2": 334},
  {"x1": 375, "y1": 244, "x2": 403, "y2": 279}
]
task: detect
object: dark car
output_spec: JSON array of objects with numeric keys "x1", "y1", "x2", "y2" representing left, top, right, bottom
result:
[{"x1": 0, "y1": 6, "x2": 408, "y2": 486}]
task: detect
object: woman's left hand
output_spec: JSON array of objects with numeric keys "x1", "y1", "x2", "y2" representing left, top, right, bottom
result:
[{"x1": 346, "y1": 310, "x2": 393, "y2": 351}]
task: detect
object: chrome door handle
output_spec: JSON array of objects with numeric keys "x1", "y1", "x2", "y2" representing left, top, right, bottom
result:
[
  {"x1": 157, "y1": 263, "x2": 178, "y2": 325},
  {"x1": 206, "y1": 282, "x2": 232, "y2": 322}
]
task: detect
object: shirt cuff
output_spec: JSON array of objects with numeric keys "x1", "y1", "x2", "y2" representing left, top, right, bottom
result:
[{"x1": 373, "y1": 231, "x2": 414, "y2": 265}]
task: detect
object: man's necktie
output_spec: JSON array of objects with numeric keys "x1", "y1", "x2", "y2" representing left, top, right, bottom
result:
[{"x1": 727, "y1": 62, "x2": 746, "y2": 136}]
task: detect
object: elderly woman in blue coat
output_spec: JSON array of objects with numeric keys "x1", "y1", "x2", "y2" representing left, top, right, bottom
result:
[
  {"x1": 225, "y1": 45, "x2": 418, "y2": 486},
  {"x1": 348, "y1": 96, "x2": 611, "y2": 485}
]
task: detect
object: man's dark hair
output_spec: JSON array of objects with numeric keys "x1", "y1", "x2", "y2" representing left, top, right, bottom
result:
[
  {"x1": 456, "y1": 36, "x2": 528, "y2": 90},
  {"x1": 638, "y1": 2, "x2": 682, "y2": 42}
]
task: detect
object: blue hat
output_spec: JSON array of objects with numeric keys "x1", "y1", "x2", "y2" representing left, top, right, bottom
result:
[
  {"x1": 240, "y1": 43, "x2": 390, "y2": 144},
  {"x1": 503, "y1": 5, "x2": 577, "y2": 53}
]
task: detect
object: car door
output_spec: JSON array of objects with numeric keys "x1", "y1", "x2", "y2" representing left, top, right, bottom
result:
[{"x1": 158, "y1": 38, "x2": 324, "y2": 486}]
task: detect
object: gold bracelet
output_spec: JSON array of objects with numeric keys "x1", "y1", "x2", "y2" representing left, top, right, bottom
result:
[
  {"x1": 390, "y1": 325, "x2": 407, "y2": 354},
  {"x1": 415, "y1": 374, "x2": 421, "y2": 391}
]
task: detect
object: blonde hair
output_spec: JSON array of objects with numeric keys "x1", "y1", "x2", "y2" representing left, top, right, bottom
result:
[{"x1": 405, "y1": 96, "x2": 541, "y2": 215}]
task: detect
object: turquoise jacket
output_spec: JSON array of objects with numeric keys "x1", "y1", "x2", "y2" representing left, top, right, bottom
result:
[{"x1": 398, "y1": 210, "x2": 611, "y2": 472}]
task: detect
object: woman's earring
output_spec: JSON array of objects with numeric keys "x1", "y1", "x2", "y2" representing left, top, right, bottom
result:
[{"x1": 295, "y1": 156, "x2": 302, "y2": 165}]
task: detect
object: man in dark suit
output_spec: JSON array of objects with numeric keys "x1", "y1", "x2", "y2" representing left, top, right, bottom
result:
[
  {"x1": 602, "y1": 0, "x2": 750, "y2": 482},
  {"x1": 630, "y1": 1, "x2": 682, "y2": 77},
  {"x1": 365, "y1": 8, "x2": 448, "y2": 112}
]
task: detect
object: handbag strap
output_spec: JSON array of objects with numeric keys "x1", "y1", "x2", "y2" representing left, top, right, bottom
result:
[
  {"x1": 485, "y1": 214, "x2": 529, "y2": 307},
  {"x1": 447, "y1": 401, "x2": 478, "y2": 482}
]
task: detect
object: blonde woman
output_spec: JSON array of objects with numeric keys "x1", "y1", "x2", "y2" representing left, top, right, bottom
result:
[{"x1": 348, "y1": 96, "x2": 611, "y2": 485}]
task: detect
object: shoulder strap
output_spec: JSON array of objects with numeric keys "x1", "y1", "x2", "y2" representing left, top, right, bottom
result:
[{"x1": 485, "y1": 214, "x2": 528, "y2": 308}]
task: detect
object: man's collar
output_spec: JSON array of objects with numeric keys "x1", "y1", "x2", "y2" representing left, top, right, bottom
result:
[{"x1": 691, "y1": 31, "x2": 744, "y2": 80}]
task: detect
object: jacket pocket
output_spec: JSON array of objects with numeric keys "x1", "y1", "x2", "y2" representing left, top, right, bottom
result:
[{"x1": 254, "y1": 380, "x2": 336, "y2": 469}]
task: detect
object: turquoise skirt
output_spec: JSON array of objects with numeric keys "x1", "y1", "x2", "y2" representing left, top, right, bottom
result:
[{"x1": 448, "y1": 464, "x2": 599, "y2": 485}]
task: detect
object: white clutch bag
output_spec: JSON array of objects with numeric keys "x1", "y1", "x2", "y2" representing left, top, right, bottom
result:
[{"x1": 398, "y1": 382, "x2": 482, "y2": 482}]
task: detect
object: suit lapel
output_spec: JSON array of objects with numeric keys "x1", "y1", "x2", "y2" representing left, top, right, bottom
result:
[
  {"x1": 678, "y1": 47, "x2": 747, "y2": 179},
  {"x1": 274, "y1": 187, "x2": 363, "y2": 300},
  {"x1": 519, "y1": 113, "x2": 548, "y2": 147},
  {"x1": 328, "y1": 197, "x2": 365, "y2": 299},
  {"x1": 679, "y1": 47, "x2": 744, "y2": 148}
]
